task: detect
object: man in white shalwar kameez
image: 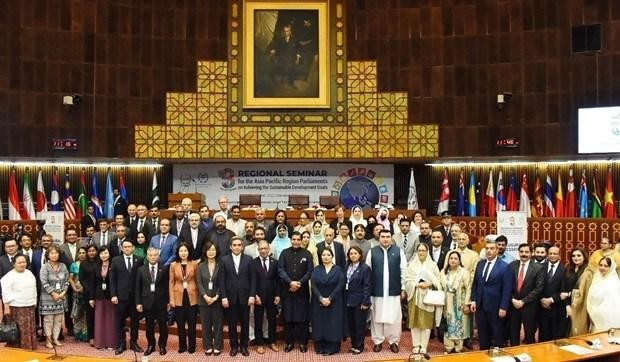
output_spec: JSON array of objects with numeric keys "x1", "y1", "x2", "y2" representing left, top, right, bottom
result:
[{"x1": 366, "y1": 229, "x2": 407, "y2": 353}]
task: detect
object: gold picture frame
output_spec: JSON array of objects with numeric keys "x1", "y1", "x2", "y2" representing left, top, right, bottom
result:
[{"x1": 242, "y1": 0, "x2": 330, "y2": 109}]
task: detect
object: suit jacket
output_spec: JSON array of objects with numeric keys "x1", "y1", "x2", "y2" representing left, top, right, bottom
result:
[
  {"x1": 316, "y1": 241, "x2": 346, "y2": 268},
  {"x1": 113, "y1": 196, "x2": 128, "y2": 218},
  {"x1": 80, "y1": 214, "x2": 97, "y2": 236},
  {"x1": 82, "y1": 261, "x2": 112, "y2": 300},
  {"x1": 130, "y1": 217, "x2": 156, "y2": 241},
  {"x1": 149, "y1": 233, "x2": 178, "y2": 266},
  {"x1": 168, "y1": 261, "x2": 199, "y2": 306},
  {"x1": 60, "y1": 243, "x2": 80, "y2": 266},
  {"x1": 109, "y1": 254, "x2": 143, "y2": 302},
  {"x1": 541, "y1": 261, "x2": 565, "y2": 304},
  {"x1": 135, "y1": 262, "x2": 169, "y2": 310},
  {"x1": 510, "y1": 260, "x2": 544, "y2": 305},
  {"x1": 148, "y1": 217, "x2": 160, "y2": 235},
  {"x1": 196, "y1": 261, "x2": 223, "y2": 303},
  {"x1": 30, "y1": 248, "x2": 46, "y2": 282},
  {"x1": 252, "y1": 255, "x2": 280, "y2": 303},
  {"x1": 219, "y1": 253, "x2": 256, "y2": 305},
  {"x1": 93, "y1": 231, "x2": 115, "y2": 250},
  {"x1": 430, "y1": 245, "x2": 449, "y2": 271},
  {"x1": 170, "y1": 218, "x2": 189, "y2": 237},
  {"x1": 344, "y1": 262, "x2": 372, "y2": 307},
  {"x1": 178, "y1": 227, "x2": 208, "y2": 261},
  {"x1": 434, "y1": 225, "x2": 453, "y2": 249},
  {"x1": 471, "y1": 258, "x2": 514, "y2": 313},
  {"x1": 0, "y1": 254, "x2": 15, "y2": 279},
  {"x1": 393, "y1": 232, "x2": 417, "y2": 262}
]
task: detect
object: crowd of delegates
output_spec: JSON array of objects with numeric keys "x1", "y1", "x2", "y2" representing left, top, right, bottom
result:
[{"x1": 3, "y1": 197, "x2": 620, "y2": 357}]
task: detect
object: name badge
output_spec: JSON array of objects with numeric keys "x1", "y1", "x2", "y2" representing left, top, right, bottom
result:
[
  {"x1": 208, "y1": 281, "x2": 213, "y2": 290},
  {"x1": 150, "y1": 283, "x2": 155, "y2": 292},
  {"x1": 55, "y1": 282, "x2": 61, "y2": 290},
  {"x1": 101, "y1": 283, "x2": 107, "y2": 291},
  {"x1": 183, "y1": 281, "x2": 188, "y2": 289}
]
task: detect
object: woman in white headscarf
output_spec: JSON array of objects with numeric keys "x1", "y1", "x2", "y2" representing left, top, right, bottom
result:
[
  {"x1": 404, "y1": 243, "x2": 442, "y2": 353},
  {"x1": 586, "y1": 256, "x2": 620, "y2": 332},
  {"x1": 348, "y1": 206, "x2": 367, "y2": 228}
]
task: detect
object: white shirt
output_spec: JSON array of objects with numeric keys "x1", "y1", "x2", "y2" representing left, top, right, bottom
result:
[
  {"x1": 68, "y1": 243, "x2": 77, "y2": 260},
  {"x1": 432, "y1": 246, "x2": 442, "y2": 262},
  {"x1": 547, "y1": 261, "x2": 558, "y2": 276},
  {"x1": 232, "y1": 253, "x2": 241, "y2": 273},
  {"x1": 190, "y1": 228, "x2": 198, "y2": 247},
  {"x1": 483, "y1": 257, "x2": 498, "y2": 281},
  {"x1": 226, "y1": 218, "x2": 247, "y2": 239},
  {"x1": 1, "y1": 269, "x2": 37, "y2": 307},
  {"x1": 148, "y1": 263, "x2": 158, "y2": 281}
]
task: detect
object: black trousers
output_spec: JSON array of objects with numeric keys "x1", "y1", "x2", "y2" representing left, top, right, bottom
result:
[
  {"x1": 538, "y1": 304, "x2": 566, "y2": 342},
  {"x1": 84, "y1": 299, "x2": 95, "y2": 340},
  {"x1": 476, "y1": 308, "x2": 506, "y2": 350},
  {"x1": 175, "y1": 291, "x2": 197, "y2": 349},
  {"x1": 254, "y1": 301, "x2": 277, "y2": 345},
  {"x1": 347, "y1": 306, "x2": 368, "y2": 351},
  {"x1": 115, "y1": 299, "x2": 140, "y2": 346},
  {"x1": 65, "y1": 292, "x2": 74, "y2": 333},
  {"x1": 314, "y1": 340, "x2": 340, "y2": 354},
  {"x1": 145, "y1": 305, "x2": 168, "y2": 348},
  {"x1": 509, "y1": 305, "x2": 537, "y2": 345},
  {"x1": 284, "y1": 321, "x2": 309, "y2": 345},
  {"x1": 226, "y1": 303, "x2": 250, "y2": 349}
]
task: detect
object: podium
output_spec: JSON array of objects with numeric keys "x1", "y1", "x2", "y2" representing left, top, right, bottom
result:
[{"x1": 168, "y1": 193, "x2": 205, "y2": 210}]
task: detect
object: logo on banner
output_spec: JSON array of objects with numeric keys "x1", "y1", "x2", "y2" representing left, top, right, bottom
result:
[
  {"x1": 196, "y1": 172, "x2": 209, "y2": 184},
  {"x1": 331, "y1": 167, "x2": 390, "y2": 208},
  {"x1": 218, "y1": 168, "x2": 236, "y2": 190}
]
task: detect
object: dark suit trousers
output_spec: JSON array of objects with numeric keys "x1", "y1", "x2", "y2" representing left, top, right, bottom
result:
[
  {"x1": 115, "y1": 299, "x2": 140, "y2": 346},
  {"x1": 226, "y1": 303, "x2": 250, "y2": 348},
  {"x1": 254, "y1": 302, "x2": 277, "y2": 345},
  {"x1": 174, "y1": 291, "x2": 197, "y2": 349},
  {"x1": 285, "y1": 321, "x2": 309, "y2": 345},
  {"x1": 145, "y1": 305, "x2": 168, "y2": 348},
  {"x1": 347, "y1": 306, "x2": 369, "y2": 351},
  {"x1": 476, "y1": 308, "x2": 506, "y2": 350},
  {"x1": 65, "y1": 292, "x2": 74, "y2": 333},
  {"x1": 509, "y1": 304, "x2": 537, "y2": 345},
  {"x1": 199, "y1": 304, "x2": 223, "y2": 351},
  {"x1": 84, "y1": 299, "x2": 95, "y2": 340},
  {"x1": 538, "y1": 304, "x2": 566, "y2": 342}
]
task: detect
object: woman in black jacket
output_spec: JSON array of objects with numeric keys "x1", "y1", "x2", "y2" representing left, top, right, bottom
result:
[
  {"x1": 78, "y1": 244, "x2": 99, "y2": 346},
  {"x1": 344, "y1": 246, "x2": 372, "y2": 354}
]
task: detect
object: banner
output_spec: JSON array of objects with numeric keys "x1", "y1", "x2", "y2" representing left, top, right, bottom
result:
[
  {"x1": 496, "y1": 211, "x2": 528, "y2": 259},
  {"x1": 172, "y1": 163, "x2": 394, "y2": 209},
  {"x1": 41, "y1": 211, "x2": 65, "y2": 246}
]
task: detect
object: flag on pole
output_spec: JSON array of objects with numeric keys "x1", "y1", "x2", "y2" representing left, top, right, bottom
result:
[
  {"x1": 555, "y1": 171, "x2": 565, "y2": 217},
  {"x1": 50, "y1": 169, "x2": 61, "y2": 211},
  {"x1": 91, "y1": 169, "x2": 103, "y2": 218},
  {"x1": 8, "y1": 168, "x2": 21, "y2": 221},
  {"x1": 468, "y1": 170, "x2": 477, "y2": 216},
  {"x1": 486, "y1": 170, "x2": 496, "y2": 217},
  {"x1": 152, "y1": 170, "x2": 160, "y2": 207},
  {"x1": 519, "y1": 171, "x2": 531, "y2": 217},
  {"x1": 604, "y1": 167, "x2": 616, "y2": 218},
  {"x1": 407, "y1": 168, "x2": 419, "y2": 210},
  {"x1": 543, "y1": 172, "x2": 555, "y2": 217},
  {"x1": 591, "y1": 169, "x2": 602, "y2": 218},
  {"x1": 506, "y1": 172, "x2": 517, "y2": 211},
  {"x1": 578, "y1": 170, "x2": 588, "y2": 218},
  {"x1": 496, "y1": 170, "x2": 506, "y2": 213},
  {"x1": 77, "y1": 169, "x2": 88, "y2": 219},
  {"x1": 455, "y1": 169, "x2": 465, "y2": 216},
  {"x1": 105, "y1": 169, "x2": 114, "y2": 219},
  {"x1": 477, "y1": 170, "x2": 485, "y2": 217},
  {"x1": 64, "y1": 172, "x2": 77, "y2": 220},
  {"x1": 565, "y1": 168, "x2": 577, "y2": 217},
  {"x1": 22, "y1": 168, "x2": 36, "y2": 220},
  {"x1": 119, "y1": 172, "x2": 128, "y2": 202},
  {"x1": 532, "y1": 171, "x2": 544, "y2": 217},
  {"x1": 36, "y1": 169, "x2": 47, "y2": 215},
  {"x1": 437, "y1": 168, "x2": 450, "y2": 215},
  {"x1": 0, "y1": 196, "x2": 3, "y2": 220}
]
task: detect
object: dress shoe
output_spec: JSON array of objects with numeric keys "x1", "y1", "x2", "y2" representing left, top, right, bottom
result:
[
  {"x1": 230, "y1": 347, "x2": 238, "y2": 356},
  {"x1": 299, "y1": 344, "x2": 308, "y2": 353},
  {"x1": 205, "y1": 349, "x2": 213, "y2": 356},
  {"x1": 143, "y1": 346, "x2": 155, "y2": 356},
  {"x1": 213, "y1": 350, "x2": 221, "y2": 356},
  {"x1": 130, "y1": 341, "x2": 144, "y2": 353},
  {"x1": 284, "y1": 344, "x2": 294, "y2": 352},
  {"x1": 389, "y1": 343, "x2": 399, "y2": 353},
  {"x1": 352, "y1": 348, "x2": 362, "y2": 355},
  {"x1": 240, "y1": 346, "x2": 249, "y2": 356},
  {"x1": 269, "y1": 343, "x2": 279, "y2": 352},
  {"x1": 159, "y1": 347, "x2": 167, "y2": 355},
  {"x1": 178, "y1": 347, "x2": 187, "y2": 353},
  {"x1": 373, "y1": 344, "x2": 382, "y2": 352},
  {"x1": 114, "y1": 345, "x2": 126, "y2": 355},
  {"x1": 257, "y1": 346, "x2": 265, "y2": 354},
  {"x1": 188, "y1": 346, "x2": 196, "y2": 354}
]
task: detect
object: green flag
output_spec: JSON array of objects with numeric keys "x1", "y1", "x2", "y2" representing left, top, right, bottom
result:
[
  {"x1": 151, "y1": 170, "x2": 160, "y2": 207},
  {"x1": 78, "y1": 169, "x2": 88, "y2": 218},
  {"x1": 591, "y1": 170, "x2": 602, "y2": 218}
]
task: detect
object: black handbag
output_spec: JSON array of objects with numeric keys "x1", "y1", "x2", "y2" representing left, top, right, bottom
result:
[{"x1": 0, "y1": 315, "x2": 20, "y2": 344}]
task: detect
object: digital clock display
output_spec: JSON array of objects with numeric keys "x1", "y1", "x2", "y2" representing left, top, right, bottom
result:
[
  {"x1": 495, "y1": 138, "x2": 520, "y2": 148},
  {"x1": 52, "y1": 138, "x2": 78, "y2": 150}
]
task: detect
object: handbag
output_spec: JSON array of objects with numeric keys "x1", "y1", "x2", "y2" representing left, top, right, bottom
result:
[
  {"x1": 0, "y1": 315, "x2": 20, "y2": 344},
  {"x1": 422, "y1": 290, "x2": 446, "y2": 306}
]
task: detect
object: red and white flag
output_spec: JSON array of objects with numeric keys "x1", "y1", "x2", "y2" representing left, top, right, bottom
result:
[
  {"x1": 8, "y1": 169, "x2": 22, "y2": 221},
  {"x1": 22, "y1": 169, "x2": 36, "y2": 220},
  {"x1": 36, "y1": 169, "x2": 48, "y2": 215},
  {"x1": 437, "y1": 168, "x2": 450, "y2": 215},
  {"x1": 519, "y1": 172, "x2": 531, "y2": 217}
]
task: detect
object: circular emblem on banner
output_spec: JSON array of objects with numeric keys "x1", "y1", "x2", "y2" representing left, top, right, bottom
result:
[
  {"x1": 331, "y1": 168, "x2": 390, "y2": 209},
  {"x1": 219, "y1": 168, "x2": 236, "y2": 189},
  {"x1": 196, "y1": 172, "x2": 209, "y2": 184}
]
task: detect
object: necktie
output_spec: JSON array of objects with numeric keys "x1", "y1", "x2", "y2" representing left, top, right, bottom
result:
[
  {"x1": 548, "y1": 263, "x2": 555, "y2": 279},
  {"x1": 160, "y1": 234, "x2": 166, "y2": 249},
  {"x1": 150, "y1": 265, "x2": 155, "y2": 281},
  {"x1": 482, "y1": 261, "x2": 491, "y2": 281},
  {"x1": 8, "y1": 256, "x2": 12, "y2": 264},
  {"x1": 517, "y1": 263, "x2": 525, "y2": 293},
  {"x1": 101, "y1": 232, "x2": 107, "y2": 246},
  {"x1": 138, "y1": 219, "x2": 144, "y2": 231},
  {"x1": 234, "y1": 258, "x2": 239, "y2": 274},
  {"x1": 262, "y1": 257, "x2": 268, "y2": 274},
  {"x1": 450, "y1": 241, "x2": 456, "y2": 250},
  {"x1": 126, "y1": 256, "x2": 132, "y2": 271},
  {"x1": 403, "y1": 235, "x2": 408, "y2": 249}
]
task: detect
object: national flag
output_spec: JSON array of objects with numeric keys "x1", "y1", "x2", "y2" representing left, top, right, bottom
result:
[
  {"x1": 565, "y1": 168, "x2": 577, "y2": 217},
  {"x1": 437, "y1": 168, "x2": 450, "y2": 215},
  {"x1": 105, "y1": 169, "x2": 114, "y2": 219},
  {"x1": 407, "y1": 168, "x2": 419, "y2": 210},
  {"x1": 532, "y1": 172, "x2": 544, "y2": 217},
  {"x1": 578, "y1": 170, "x2": 588, "y2": 218},
  {"x1": 64, "y1": 172, "x2": 77, "y2": 220},
  {"x1": 468, "y1": 170, "x2": 477, "y2": 217},
  {"x1": 591, "y1": 169, "x2": 602, "y2": 218},
  {"x1": 555, "y1": 172, "x2": 565, "y2": 217},
  {"x1": 36, "y1": 169, "x2": 47, "y2": 214},
  {"x1": 152, "y1": 170, "x2": 160, "y2": 207},
  {"x1": 77, "y1": 169, "x2": 88, "y2": 219},
  {"x1": 477, "y1": 170, "x2": 485, "y2": 217},
  {"x1": 119, "y1": 172, "x2": 128, "y2": 202},
  {"x1": 496, "y1": 170, "x2": 506, "y2": 213},
  {"x1": 506, "y1": 172, "x2": 518, "y2": 211},
  {"x1": 604, "y1": 167, "x2": 616, "y2": 218},
  {"x1": 543, "y1": 172, "x2": 555, "y2": 217},
  {"x1": 8, "y1": 168, "x2": 21, "y2": 221},
  {"x1": 455, "y1": 169, "x2": 465, "y2": 216},
  {"x1": 91, "y1": 169, "x2": 103, "y2": 218},
  {"x1": 519, "y1": 171, "x2": 531, "y2": 217},
  {"x1": 50, "y1": 169, "x2": 61, "y2": 211},
  {"x1": 0, "y1": 196, "x2": 3, "y2": 220},
  {"x1": 486, "y1": 170, "x2": 496, "y2": 217},
  {"x1": 21, "y1": 168, "x2": 36, "y2": 220}
]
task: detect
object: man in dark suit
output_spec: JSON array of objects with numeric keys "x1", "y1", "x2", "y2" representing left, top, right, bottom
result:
[
  {"x1": 206, "y1": 213, "x2": 236, "y2": 258},
  {"x1": 316, "y1": 228, "x2": 346, "y2": 268},
  {"x1": 148, "y1": 206, "x2": 161, "y2": 234},
  {"x1": 252, "y1": 240, "x2": 280, "y2": 354},
  {"x1": 0, "y1": 237, "x2": 21, "y2": 279},
  {"x1": 135, "y1": 247, "x2": 170, "y2": 356},
  {"x1": 169, "y1": 205, "x2": 188, "y2": 237},
  {"x1": 220, "y1": 236, "x2": 256, "y2": 356},
  {"x1": 80, "y1": 205, "x2": 98, "y2": 236},
  {"x1": 470, "y1": 238, "x2": 514, "y2": 350},
  {"x1": 508, "y1": 243, "x2": 544, "y2": 346},
  {"x1": 429, "y1": 230, "x2": 449, "y2": 271},
  {"x1": 109, "y1": 225, "x2": 130, "y2": 258},
  {"x1": 109, "y1": 240, "x2": 144, "y2": 354},
  {"x1": 178, "y1": 213, "x2": 209, "y2": 261},
  {"x1": 17, "y1": 233, "x2": 35, "y2": 268},
  {"x1": 538, "y1": 246, "x2": 566, "y2": 342},
  {"x1": 113, "y1": 189, "x2": 128, "y2": 218},
  {"x1": 82, "y1": 225, "x2": 96, "y2": 247},
  {"x1": 433, "y1": 211, "x2": 453, "y2": 250},
  {"x1": 130, "y1": 204, "x2": 156, "y2": 241}
]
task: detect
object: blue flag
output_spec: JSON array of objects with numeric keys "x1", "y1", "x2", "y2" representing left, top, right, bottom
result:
[
  {"x1": 578, "y1": 170, "x2": 588, "y2": 218},
  {"x1": 455, "y1": 170, "x2": 465, "y2": 216},
  {"x1": 105, "y1": 169, "x2": 114, "y2": 219},
  {"x1": 468, "y1": 171, "x2": 477, "y2": 216},
  {"x1": 91, "y1": 169, "x2": 103, "y2": 218},
  {"x1": 50, "y1": 170, "x2": 61, "y2": 211}
]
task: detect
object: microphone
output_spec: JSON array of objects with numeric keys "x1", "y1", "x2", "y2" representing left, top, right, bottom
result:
[
  {"x1": 190, "y1": 178, "x2": 197, "y2": 193},
  {"x1": 408, "y1": 345, "x2": 431, "y2": 361},
  {"x1": 608, "y1": 328, "x2": 620, "y2": 344},
  {"x1": 488, "y1": 347, "x2": 523, "y2": 362},
  {"x1": 132, "y1": 347, "x2": 138, "y2": 362}
]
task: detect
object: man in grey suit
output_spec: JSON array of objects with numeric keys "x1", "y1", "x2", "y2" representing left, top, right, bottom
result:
[
  {"x1": 93, "y1": 219, "x2": 115, "y2": 250},
  {"x1": 392, "y1": 218, "x2": 417, "y2": 262},
  {"x1": 60, "y1": 229, "x2": 81, "y2": 265}
]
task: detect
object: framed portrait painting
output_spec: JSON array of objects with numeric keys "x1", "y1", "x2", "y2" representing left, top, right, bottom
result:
[{"x1": 243, "y1": 0, "x2": 330, "y2": 109}]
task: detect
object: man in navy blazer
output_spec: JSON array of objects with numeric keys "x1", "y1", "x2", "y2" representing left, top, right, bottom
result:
[
  {"x1": 252, "y1": 240, "x2": 280, "y2": 353},
  {"x1": 149, "y1": 219, "x2": 178, "y2": 266},
  {"x1": 470, "y1": 237, "x2": 514, "y2": 350},
  {"x1": 316, "y1": 228, "x2": 346, "y2": 268}
]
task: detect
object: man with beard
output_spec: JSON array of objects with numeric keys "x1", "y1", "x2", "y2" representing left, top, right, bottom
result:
[
  {"x1": 113, "y1": 188, "x2": 128, "y2": 218},
  {"x1": 433, "y1": 211, "x2": 454, "y2": 250},
  {"x1": 243, "y1": 221, "x2": 255, "y2": 247},
  {"x1": 206, "y1": 213, "x2": 236, "y2": 258},
  {"x1": 80, "y1": 205, "x2": 98, "y2": 236},
  {"x1": 226, "y1": 205, "x2": 247, "y2": 239},
  {"x1": 532, "y1": 242, "x2": 549, "y2": 264},
  {"x1": 199, "y1": 205, "x2": 214, "y2": 233},
  {"x1": 178, "y1": 213, "x2": 209, "y2": 261},
  {"x1": 392, "y1": 218, "x2": 417, "y2": 263},
  {"x1": 369, "y1": 224, "x2": 383, "y2": 249},
  {"x1": 350, "y1": 224, "x2": 371, "y2": 259},
  {"x1": 170, "y1": 205, "x2": 188, "y2": 237},
  {"x1": 130, "y1": 204, "x2": 155, "y2": 241},
  {"x1": 149, "y1": 206, "x2": 161, "y2": 234},
  {"x1": 414, "y1": 222, "x2": 432, "y2": 249}
]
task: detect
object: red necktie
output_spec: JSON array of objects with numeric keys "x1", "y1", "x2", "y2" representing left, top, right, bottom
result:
[{"x1": 517, "y1": 263, "x2": 525, "y2": 293}]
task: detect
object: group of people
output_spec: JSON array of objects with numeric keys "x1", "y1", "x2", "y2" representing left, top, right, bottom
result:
[{"x1": 1, "y1": 196, "x2": 620, "y2": 358}]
